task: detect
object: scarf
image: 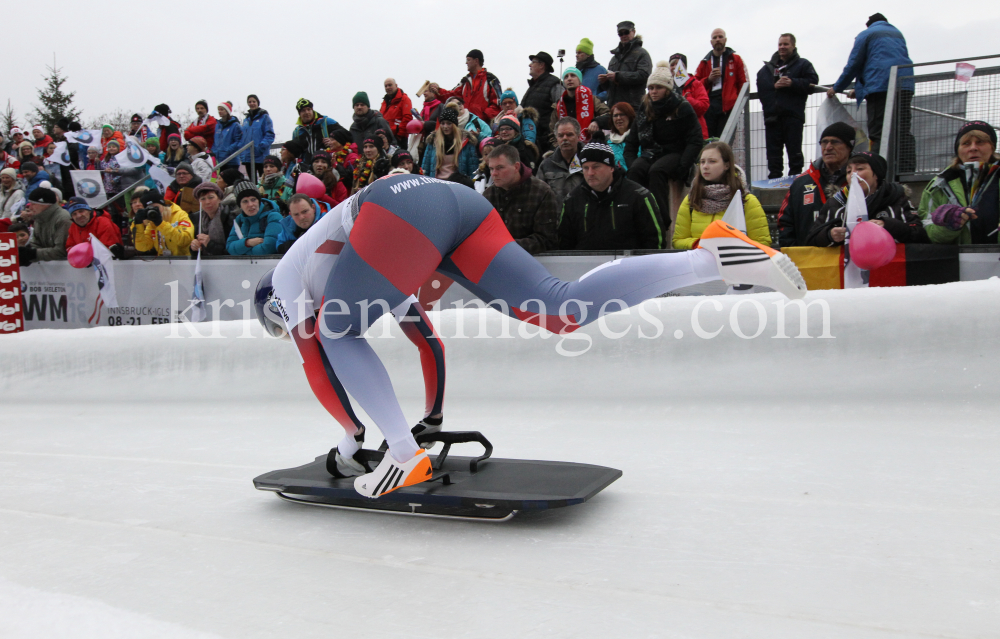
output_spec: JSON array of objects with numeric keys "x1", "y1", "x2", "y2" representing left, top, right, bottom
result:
[
  {"x1": 700, "y1": 184, "x2": 734, "y2": 215},
  {"x1": 968, "y1": 159, "x2": 1000, "y2": 206},
  {"x1": 557, "y1": 86, "x2": 594, "y2": 140},
  {"x1": 456, "y1": 110, "x2": 471, "y2": 131},
  {"x1": 608, "y1": 129, "x2": 629, "y2": 145},
  {"x1": 353, "y1": 157, "x2": 376, "y2": 189}
]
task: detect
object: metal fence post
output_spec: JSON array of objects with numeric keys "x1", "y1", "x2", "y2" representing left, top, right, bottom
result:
[
  {"x1": 743, "y1": 97, "x2": 752, "y2": 174},
  {"x1": 882, "y1": 65, "x2": 899, "y2": 178}
]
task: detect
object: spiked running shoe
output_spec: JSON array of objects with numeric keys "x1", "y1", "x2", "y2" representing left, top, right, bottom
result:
[
  {"x1": 698, "y1": 220, "x2": 807, "y2": 300},
  {"x1": 354, "y1": 449, "x2": 433, "y2": 498}
]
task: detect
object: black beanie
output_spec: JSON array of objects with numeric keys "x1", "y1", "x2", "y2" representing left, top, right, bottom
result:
[
  {"x1": 233, "y1": 180, "x2": 260, "y2": 205},
  {"x1": 954, "y1": 121, "x2": 997, "y2": 155},
  {"x1": 579, "y1": 142, "x2": 616, "y2": 167},
  {"x1": 849, "y1": 151, "x2": 887, "y2": 181},
  {"x1": 820, "y1": 122, "x2": 856, "y2": 149},
  {"x1": 669, "y1": 53, "x2": 688, "y2": 68},
  {"x1": 866, "y1": 13, "x2": 887, "y2": 27},
  {"x1": 391, "y1": 150, "x2": 413, "y2": 168},
  {"x1": 467, "y1": 49, "x2": 484, "y2": 65},
  {"x1": 332, "y1": 129, "x2": 352, "y2": 145},
  {"x1": 220, "y1": 168, "x2": 243, "y2": 186},
  {"x1": 28, "y1": 187, "x2": 57, "y2": 205},
  {"x1": 439, "y1": 107, "x2": 459, "y2": 126},
  {"x1": 140, "y1": 189, "x2": 165, "y2": 205},
  {"x1": 281, "y1": 139, "x2": 303, "y2": 157}
]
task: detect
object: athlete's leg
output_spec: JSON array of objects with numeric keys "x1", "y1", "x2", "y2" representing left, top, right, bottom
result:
[
  {"x1": 289, "y1": 315, "x2": 366, "y2": 457},
  {"x1": 437, "y1": 209, "x2": 722, "y2": 332},
  {"x1": 392, "y1": 296, "x2": 445, "y2": 419}
]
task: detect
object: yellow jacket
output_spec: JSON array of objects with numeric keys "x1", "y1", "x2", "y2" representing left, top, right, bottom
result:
[
  {"x1": 132, "y1": 202, "x2": 194, "y2": 256},
  {"x1": 672, "y1": 193, "x2": 772, "y2": 249}
]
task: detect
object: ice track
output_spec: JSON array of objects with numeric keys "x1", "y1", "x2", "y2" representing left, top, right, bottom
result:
[{"x1": 2, "y1": 281, "x2": 999, "y2": 638}]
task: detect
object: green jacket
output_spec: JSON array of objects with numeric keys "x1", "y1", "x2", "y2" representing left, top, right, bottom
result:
[
  {"x1": 918, "y1": 167, "x2": 1000, "y2": 244},
  {"x1": 28, "y1": 203, "x2": 71, "y2": 261}
]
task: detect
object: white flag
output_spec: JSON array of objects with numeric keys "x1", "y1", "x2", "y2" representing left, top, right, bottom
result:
[
  {"x1": 69, "y1": 170, "x2": 108, "y2": 208},
  {"x1": 721, "y1": 189, "x2": 747, "y2": 231},
  {"x1": 148, "y1": 165, "x2": 172, "y2": 195},
  {"x1": 116, "y1": 136, "x2": 158, "y2": 168},
  {"x1": 721, "y1": 190, "x2": 755, "y2": 294},
  {"x1": 190, "y1": 247, "x2": 207, "y2": 322},
  {"x1": 66, "y1": 129, "x2": 103, "y2": 148},
  {"x1": 142, "y1": 114, "x2": 170, "y2": 138},
  {"x1": 90, "y1": 235, "x2": 118, "y2": 309},
  {"x1": 49, "y1": 141, "x2": 73, "y2": 166},
  {"x1": 673, "y1": 60, "x2": 691, "y2": 87},
  {"x1": 955, "y1": 62, "x2": 975, "y2": 83},
  {"x1": 843, "y1": 172, "x2": 869, "y2": 289}
]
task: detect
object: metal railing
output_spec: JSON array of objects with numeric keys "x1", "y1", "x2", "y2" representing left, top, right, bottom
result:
[{"x1": 885, "y1": 55, "x2": 1000, "y2": 179}]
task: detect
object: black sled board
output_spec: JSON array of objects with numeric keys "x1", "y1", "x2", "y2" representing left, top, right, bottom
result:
[{"x1": 254, "y1": 437, "x2": 621, "y2": 520}]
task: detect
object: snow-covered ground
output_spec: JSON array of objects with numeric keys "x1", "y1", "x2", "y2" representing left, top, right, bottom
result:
[{"x1": 2, "y1": 281, "x2": 998, "y2": 639}]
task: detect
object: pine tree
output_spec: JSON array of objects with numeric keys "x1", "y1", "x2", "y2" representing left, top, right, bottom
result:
[
  {"x1": 1, "y1": 100, "x2": 18, "y2": 135},
  {"x1": 32, "y1": 61, "x2": 81, "y2": 132}
]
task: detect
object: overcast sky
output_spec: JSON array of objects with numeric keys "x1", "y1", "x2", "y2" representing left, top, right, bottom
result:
[{"x1": 7, "y1": 0, "x2": 1000, "y2": 141}]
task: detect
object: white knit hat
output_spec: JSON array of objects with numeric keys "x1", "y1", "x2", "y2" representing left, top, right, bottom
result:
[{"x1": 646, "y1": 61, "x2": 675, "y2": 90}]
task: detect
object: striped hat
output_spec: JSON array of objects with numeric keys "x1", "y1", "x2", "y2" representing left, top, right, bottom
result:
[{"x1": 579, "y1": 142, "x2": 615, "y2": 166}]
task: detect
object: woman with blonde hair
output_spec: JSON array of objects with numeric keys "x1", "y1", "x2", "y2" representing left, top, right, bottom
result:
[
  {"x1": 673, "y1": 141, "x2": 771, "y2": 249},
  {"x1": 419, "y1": 107, "x2": 478, "y2": 186}
]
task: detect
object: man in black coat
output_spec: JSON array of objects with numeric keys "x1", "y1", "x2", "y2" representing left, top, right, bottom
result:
[
  {"x1": 559, "y1": 141, "x2": 665, "y2": 250},
  {"x1": 521, "y1": 52, "x2": 562, "y2": 155},
  {"x1": 599, "y1": 21, "x2": 653, "y2": 112},
  {"x1": 757, "y1": 34, "x2": 819, "y2": 178}
]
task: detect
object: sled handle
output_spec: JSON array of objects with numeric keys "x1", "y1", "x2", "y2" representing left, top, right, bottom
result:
[{"x1": 416, "y1": 431, "x2": 494, "y2": 473}]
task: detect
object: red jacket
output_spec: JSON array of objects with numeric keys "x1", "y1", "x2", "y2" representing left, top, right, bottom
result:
[
  {"x1": 100, "y1": 131, "x2": 126, "y2": 159},
  {"x1": 66, "y1": 210, "x2": 122, "y2": 251},
  {"x1": 32, "y1": 135, "x2": 54, "y2": 156},
  {"x1": 694, "y1": 48, "x2": 748, "y2": 113},
  {"x1": 184, "y1": 115, "x2": 217, "y2": 151},
  {"x1": 680, "y1": 77, "x2": 710, "y2": 138},
  {"x1": 437, "y1": 68, "x2": 501, "y2": 121},
  {"x1": 0, "y1": 152, "x2": 20, "y2": 170},
  {"x1": 380, "y1": 90, "x2": 414, "y2": 143}
]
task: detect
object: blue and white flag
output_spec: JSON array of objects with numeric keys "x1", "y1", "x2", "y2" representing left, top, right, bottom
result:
[
  {"x1": 148, "y1": 165, "x2": 173, "y2": 195},
  {"x1": 116, "y1": 136, "x2": 159, "y2": 169},
  {"x1": 69, "y1": 170, "x2": 108, "y2": 208},
  {"x1": 48, "y1": 141, "x2": 73, "y2": 166},
  {"x1": 66, "y1": 129, "x2": 103, "y2": 148}
]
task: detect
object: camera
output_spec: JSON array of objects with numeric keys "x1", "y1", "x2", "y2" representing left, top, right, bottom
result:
[{"x1": 557, "y1": 49, "x2": 566, "y2": 58}]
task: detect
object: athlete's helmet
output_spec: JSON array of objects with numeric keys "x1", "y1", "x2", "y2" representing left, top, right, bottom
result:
[{"x1": 254, "y1": 268, "x2": 289, "y2": 340}]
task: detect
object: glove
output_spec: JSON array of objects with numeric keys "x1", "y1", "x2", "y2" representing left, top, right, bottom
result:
[
  {"x1": 18, "y1": 245, "x2": 37, "y2": 266},
  {"x1": 133, "y1": 209, "x2": 147, "y2": 226},
  {"x1": 109, "y1": 244, "x2": 125, "y2": 260},
  {"x1": 931, "y1": 204, "x2": 966, "y2": 231},
  {"x1": 147, "y1": 207, "x2": 163, "y2": 226}
]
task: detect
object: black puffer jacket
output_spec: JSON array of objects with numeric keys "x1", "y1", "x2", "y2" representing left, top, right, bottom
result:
[
  {"x1": 521, "y1": 72, "x2": 562, "y2": 152},
  {"x1": 558, "y1": 169, "x2": 666, "y2": 250},
  {"x1": 623, "y1": 92, "x2": 704, "y2": 178},
  {"x1": 806, "y1": 181, "x2": 929, "y2": 246}
]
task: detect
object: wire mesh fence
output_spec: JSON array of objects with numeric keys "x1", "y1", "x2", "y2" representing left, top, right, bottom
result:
[
  {"x1": 891, "y1": 64, "x2": 1000, "y2": 178},
  {"x1": 731, "y1": 59, "x2": 1000, "y2": 184}
]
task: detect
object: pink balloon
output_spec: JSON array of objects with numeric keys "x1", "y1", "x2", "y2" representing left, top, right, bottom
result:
[
  {"x1": 406, "y1": 119, "x2": 423, "y2": 134},
  {"x1": 850, "y1": 221, "x2": 896, "y2": 270},
  {"x1": 295, "y1": 172, "x2": 326, "y2": 198},
  {"x1": 67, "y1": 242, "x2": 94, "y2": 268}
]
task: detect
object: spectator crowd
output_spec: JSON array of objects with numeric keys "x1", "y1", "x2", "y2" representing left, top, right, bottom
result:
[{"x1": 1, "y1": 14, "x2": 997, "y2": 272}]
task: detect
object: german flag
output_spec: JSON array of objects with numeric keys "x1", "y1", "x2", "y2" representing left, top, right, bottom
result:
[{"x1": 782, "y1": 245, "x2": 960, "y2": 289}]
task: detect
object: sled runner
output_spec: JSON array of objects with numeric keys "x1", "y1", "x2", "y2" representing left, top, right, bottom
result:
[{"x1": 253, "y1": 431, "x2": 622, "y2": 521}]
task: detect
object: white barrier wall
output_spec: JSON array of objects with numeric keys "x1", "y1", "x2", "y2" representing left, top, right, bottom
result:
[{"x1": 17, "y1": 251, "x2": 1000, "y2": 330}]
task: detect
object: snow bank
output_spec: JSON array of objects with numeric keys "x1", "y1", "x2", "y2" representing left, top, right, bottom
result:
[{"x1": 3, "y1": 280, "x2": 998, "y2": 402}]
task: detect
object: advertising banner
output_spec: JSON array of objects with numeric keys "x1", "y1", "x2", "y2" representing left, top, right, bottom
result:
[{"x1": 0, "y1": 232, "x2": 24, "y2": 334}]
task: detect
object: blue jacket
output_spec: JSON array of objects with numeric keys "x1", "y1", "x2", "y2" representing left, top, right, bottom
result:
[
  {"x1": 833, "y1": 20, "x2": 914, "y2": 103},
  {"x1": 579, "y1": 58, "x2": 609, "y2": 101},
  {"x1": 275, "y1": 198, "x2": 328, "y2": 247},
  {"x1": 214, "y1": 116, "x2": 245, "y2": 164},
  {"x1": 226, "y1": 199, "x2": 283, "y2": 255},
  {"x1": 25, "y1": 169, "x2": 53, "y2": 194},
  {"x1": 421, "y1": 138, "x2": 479, "y2": 178},
  {"x1": 239, "y1": 109, "x2": 275, "y2": 164}
]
